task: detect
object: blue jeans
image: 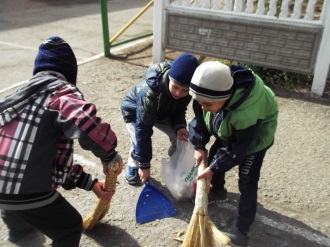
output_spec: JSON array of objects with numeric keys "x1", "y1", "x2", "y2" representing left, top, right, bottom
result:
[{"x1": 209, "y1": 139, "x2": 268, "y2": 233}]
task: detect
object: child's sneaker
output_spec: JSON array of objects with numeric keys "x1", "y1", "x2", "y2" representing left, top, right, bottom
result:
[
  {"x1": 208, "y1": 188, "x2": 228, "y2": 204},
  {"x1": 125, "y1": 165, "x2": 140, "y2": 185},
  {"x1": 223, "y1": 228, "x2": 249, "y2": 247}
]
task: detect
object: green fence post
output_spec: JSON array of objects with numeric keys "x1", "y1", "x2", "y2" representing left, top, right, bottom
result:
[{"x1": 100, "y1": 0, "x2": 110, "y2": 57}]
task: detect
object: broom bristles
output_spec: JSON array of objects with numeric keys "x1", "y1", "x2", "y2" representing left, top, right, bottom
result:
[
  {"x1": 181, "y1": 210, "x2": 230, "y2": 247},
  {"x1": 211, "y1": 221, "x2": 231, "y2": 245},
  {"x1": 82, "y1": 161, "x2": 119, "y2": 231},
  {"x1": 83, "y1": 199, "x2": 111, "y2": 231},
  {"x1": 181, "y1": 165, "x2": 231, "y2": 247}
]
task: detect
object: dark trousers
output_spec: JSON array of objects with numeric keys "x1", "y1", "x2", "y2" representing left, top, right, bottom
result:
[
  {"x1": 209, "y1": 139, "x2": 267, "y2": 233},
  {"x1": 1, "y1": 193, "x2": 82, "y2": 247}
]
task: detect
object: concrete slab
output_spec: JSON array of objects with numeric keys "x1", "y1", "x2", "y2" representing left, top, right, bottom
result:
[{"x1": 0, "y1": 0, "x2": 153, "y2": 90}]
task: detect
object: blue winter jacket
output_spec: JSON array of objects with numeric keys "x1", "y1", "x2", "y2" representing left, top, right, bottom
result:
[{"x1": 120, "y1": 62, "x2": 191, "y2": 168}]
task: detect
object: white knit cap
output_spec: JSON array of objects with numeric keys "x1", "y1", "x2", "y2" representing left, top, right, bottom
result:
[{"x1": 189, "y1": 61, "x2": 233, "y2": 102}]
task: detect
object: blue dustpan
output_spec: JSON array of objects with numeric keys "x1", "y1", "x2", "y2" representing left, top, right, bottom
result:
[{"x1": 136, "y1": 178, "x2": 176, "y2": 224}]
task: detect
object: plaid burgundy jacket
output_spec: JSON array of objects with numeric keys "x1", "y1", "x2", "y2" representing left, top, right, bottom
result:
[{"x1": 0, "y1": 71, "x2": 118, "y2": 210}]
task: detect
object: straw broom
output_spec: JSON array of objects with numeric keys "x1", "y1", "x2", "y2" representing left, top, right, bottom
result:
[
  {"x1": 83, "y1": 161, "x2": 119, "y2": 231},
  {"x1": 181, "y1": 165, "x2": 231, "y2": 247}
]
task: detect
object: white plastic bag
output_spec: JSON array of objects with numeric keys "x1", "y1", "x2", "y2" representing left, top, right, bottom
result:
[{"x1": 161, "y1": 141, "x2": 197, "y2": 201}]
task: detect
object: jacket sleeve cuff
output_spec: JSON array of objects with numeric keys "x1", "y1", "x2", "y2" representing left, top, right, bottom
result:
[
  {"x1": 194, "y1": 145, "x2": 206, "y2": 151},
  {"x1": 139, "y1": 162, "x2": 151, "y2": 169},
  {"x1": 173, "y1": 123, "x2": 186, "y2": 133},
  {"x1": 209, "y1": 154, "x2": 237, "y2": 173},
  {"x1": 76, "y1": 172, "x2": 98, "y2": 191},
  {"x1": 101, "y1": 152, "x2": 121, "y2": 165},
  {"x1": 209, "y1": 162, "x2": 220, "y2": 173}
]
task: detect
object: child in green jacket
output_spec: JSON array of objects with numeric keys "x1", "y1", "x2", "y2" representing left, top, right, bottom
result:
[{"x1": 189, "y1": 61, "x2": 278, "y2": 247}]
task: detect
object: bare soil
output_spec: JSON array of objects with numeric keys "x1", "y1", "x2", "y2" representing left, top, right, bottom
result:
[{"x1": 1, "y1": 41, "x2": 329, "y2": 247}]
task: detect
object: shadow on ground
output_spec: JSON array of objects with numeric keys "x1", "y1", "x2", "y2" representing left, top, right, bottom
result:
[{"x1": 83, "y1": 224, "x2": 139, "y2": 247}]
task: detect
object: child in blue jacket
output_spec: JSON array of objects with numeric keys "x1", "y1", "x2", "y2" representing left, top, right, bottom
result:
[{"x1": 120, "y1": 53, "x2": 199, "y2": 185}]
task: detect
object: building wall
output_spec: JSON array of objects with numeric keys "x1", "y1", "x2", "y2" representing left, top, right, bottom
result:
[{"x1": 165, "y1": 10, "x2": 323, "y2": 75}]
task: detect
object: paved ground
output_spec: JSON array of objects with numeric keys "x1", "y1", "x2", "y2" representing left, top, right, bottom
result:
[
  {"x1": 1, "y1": 1, "x2": 330, "y2": 247},
  {"x1": 0, "y1": 0, "x2": 153, "y2": 90}
]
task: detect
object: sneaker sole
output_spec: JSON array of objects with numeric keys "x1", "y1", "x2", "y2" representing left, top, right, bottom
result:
[
  {"x1": 208, "y1": 197, "x2": 229, "y2": 205},
  {"x1": 125, "y1": 177, "x2": 140, "y2": 185},
  {"x1": 191, "y1": 197, "x2": 229, "y2": 205}
]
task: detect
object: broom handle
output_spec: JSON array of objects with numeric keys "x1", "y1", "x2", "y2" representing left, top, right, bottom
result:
[
  {"x1": 193, "y1": 165, "x2": 208, "y2": 214},
  {"x1": 103, "y1": 161, "x2": 119, "y2": 192}
]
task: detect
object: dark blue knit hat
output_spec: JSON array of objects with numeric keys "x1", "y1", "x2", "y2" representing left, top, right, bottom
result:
[
  {"x1": 33, "y1": 36, "x2": 78, "y2": 85},
  {"x1": 169, "y1": 53, "x2": 200, "y2": 88}
]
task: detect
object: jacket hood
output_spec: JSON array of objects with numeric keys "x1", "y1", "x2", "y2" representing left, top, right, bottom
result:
[
  {"x1": 145, "y1": 62, "x2": 172, "y2": 94},
  {"x1": 226, "y1": 65, "x2": 263, "y2": 111},
  {"x1": 0, "y1": 71, "x2": 68, "y2": 126}
]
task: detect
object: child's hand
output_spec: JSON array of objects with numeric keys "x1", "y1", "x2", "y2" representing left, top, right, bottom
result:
[
  {"x1": 177, "y1": 128, "x2": 189, "y2": 141},
  {"x1": 139, "y1": 168, "x2": 150, "y2": 184},
  {"x1": 196, "y1": 167, "x2": 213, "y2": 193},
  {"x1": 194, "y1": 149, "x2": 207, "y2": 167},
  {"x1": 102, "y1": 158, "x2": 123, "y2": 176},
  {"x1": 92, "y1": 181, "x2": 115, "y2": 201},
  {"x1": 115, "y1": 158, "x2": 124, "y2": 175}
]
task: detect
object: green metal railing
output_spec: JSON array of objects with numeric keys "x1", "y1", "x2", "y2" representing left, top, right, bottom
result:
[{"x1": 100, "y1": 0, "x2": 154, "y2": 57}]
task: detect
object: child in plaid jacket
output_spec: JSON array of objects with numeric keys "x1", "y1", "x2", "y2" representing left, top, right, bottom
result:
[{"x1": 0, "y1": 36, "x2": 123, "y2": 246}]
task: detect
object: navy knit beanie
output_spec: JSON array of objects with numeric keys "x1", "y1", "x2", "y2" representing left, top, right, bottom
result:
[
  {"x1": 169, "y1": 53, "x2": 200, "y2": 88},
  {"x1": 33, "y1": 36, "x2": 78, "y2": 85}
]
